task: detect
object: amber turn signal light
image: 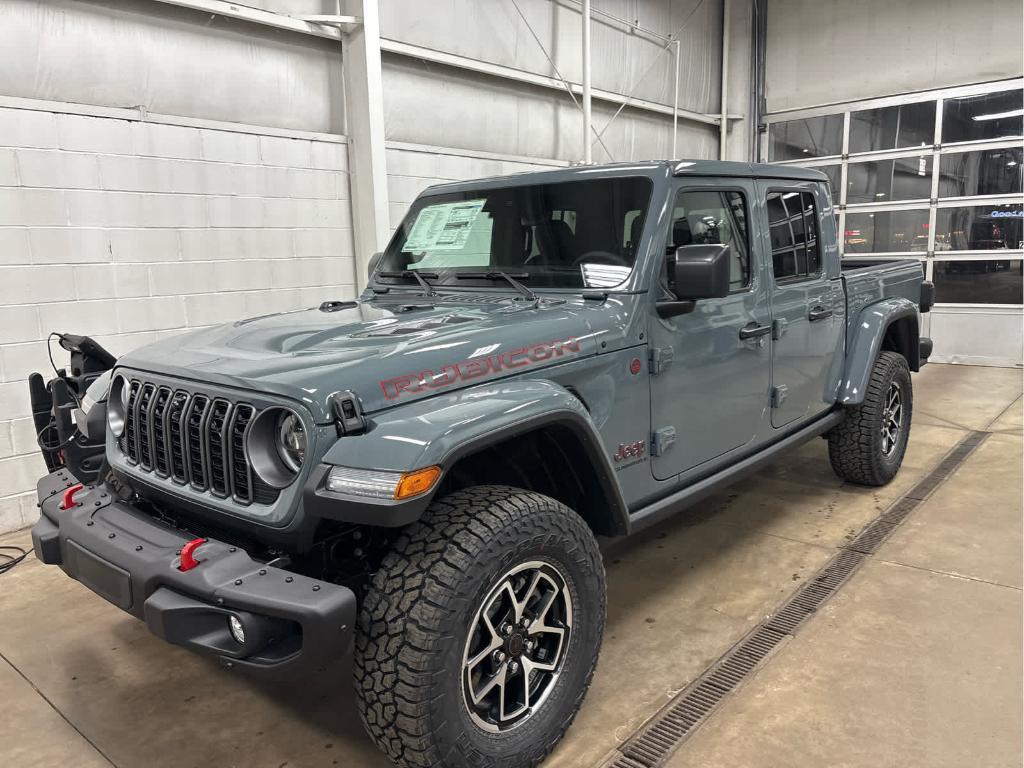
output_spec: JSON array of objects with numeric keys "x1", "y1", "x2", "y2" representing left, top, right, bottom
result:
[{"x1": 394, "y1": 466, "x2": 442, "y2": 500}]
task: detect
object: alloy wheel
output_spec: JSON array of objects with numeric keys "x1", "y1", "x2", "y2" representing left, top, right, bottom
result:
[
  {"x1": 461, "y1": 560, "x2": 573, "y2": 732},
  {"x1": 880, "y1": 381, "x2": 903, "y2": 457}
]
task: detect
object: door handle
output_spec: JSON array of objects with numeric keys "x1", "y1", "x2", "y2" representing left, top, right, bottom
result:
[
  {"x1": 739, "y1": 322, "x2": 772, "y2": 340},
  {"x1": 809, "y1": 306, "x2": 833, "y2": 322}
]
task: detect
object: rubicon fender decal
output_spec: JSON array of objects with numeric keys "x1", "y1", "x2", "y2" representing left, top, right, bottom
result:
[{"x1": 380, "y1": 337, "x2": 581, "y2": 401}]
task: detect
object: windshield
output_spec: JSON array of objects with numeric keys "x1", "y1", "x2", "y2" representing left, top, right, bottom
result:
[{"x1": 376, "y1": 176, "x2": 654, "y2": 290}]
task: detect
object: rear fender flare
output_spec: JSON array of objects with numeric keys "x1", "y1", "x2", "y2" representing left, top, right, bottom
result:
[{"x1": 839, "y1": 297, "x2": 919, "y2": 405}]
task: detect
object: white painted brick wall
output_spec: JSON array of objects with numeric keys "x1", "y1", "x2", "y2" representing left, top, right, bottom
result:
[{"x1": 0, "y1": 104, "x2": 356, "y2": 533}]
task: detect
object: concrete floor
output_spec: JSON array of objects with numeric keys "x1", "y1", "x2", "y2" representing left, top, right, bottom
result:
[{"x1": 0, "y1": 363, "x2": 1020, "y2": 768}]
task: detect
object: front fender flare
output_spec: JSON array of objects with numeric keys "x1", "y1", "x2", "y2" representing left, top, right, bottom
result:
[
  {"x1": 304, "y1": 379, "x2": 629, "y2": 532},
  {"x1": 838, "y1": 297, "x2": 919, "y2": 405}
]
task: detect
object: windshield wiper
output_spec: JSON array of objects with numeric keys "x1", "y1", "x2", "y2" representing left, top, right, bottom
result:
[
  {"x1": 377, "y1": 270, "x2": 439, "y2": 297},
  {"x1": 455, "y1": 271, "x2": 538, "y2": 302}
]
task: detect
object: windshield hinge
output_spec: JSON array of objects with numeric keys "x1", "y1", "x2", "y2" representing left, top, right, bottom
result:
[{"x1": 648, "y1": 346, "x2": 674, "y2": 375}]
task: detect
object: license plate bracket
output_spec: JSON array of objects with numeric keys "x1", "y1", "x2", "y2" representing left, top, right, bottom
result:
[{"x1": 66, "y1": 540, "x2": 133, "y2": 610}]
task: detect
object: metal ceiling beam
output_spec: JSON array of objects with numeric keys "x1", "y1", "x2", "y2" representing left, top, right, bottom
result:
[
  {"x1": 149, "y1": 0, "x2": 345, "y2": 40},
  {"x1": 380, "y1": 39, "x2": 722, "y2": 127},
  {"x1": 147, "y1": 0, "x2": 732, "y2": 130}
]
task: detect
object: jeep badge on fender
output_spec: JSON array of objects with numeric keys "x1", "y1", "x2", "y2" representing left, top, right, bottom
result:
[{"x1": 614, "y1": 440, "x2": 647, "y2": 462}]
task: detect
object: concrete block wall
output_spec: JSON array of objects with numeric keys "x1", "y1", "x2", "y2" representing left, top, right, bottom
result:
[{"x1": 0, "y1": 104, "x2": 356, "y2": 533}]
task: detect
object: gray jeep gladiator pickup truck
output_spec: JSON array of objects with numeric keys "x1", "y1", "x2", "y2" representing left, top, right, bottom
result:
[{"x1": 30, "y1": 160, "x2": 932, "y2": 768}]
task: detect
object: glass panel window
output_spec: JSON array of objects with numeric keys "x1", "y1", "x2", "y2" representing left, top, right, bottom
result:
[
  {"x1": 846, "y1": 156, "x2": 932, "y2": 204},
  {"x1": 849, "y1": 101, "x2": 936, "y2": 153},
  {"x1": 769, "y1": 115, "x2": 844, "y2": 161},
  {"x1": 934, "y1": 204, "x2": 1024, "y2": 251},
  {"x1": 938, "y1": 148, "x2": 1024, "y2": 197},
  {"x1": 942, "y1": 90, "x2": 1024, "y2": 144},
  {"x1": 844, "y1": 210, "x2": 930, "y2": 253},
  {"x1": 767, "y1": 191, "x2": 821, "y2": 280},
  {"x1": 380, "y1": 176, "x2": 654, "y2": 289},
  {"x1": 671, "y1": 190, "x2": 750, "y2": 290},
  {"x1": 933, "y1": 260, "x2": 1023, "y2": 304}
]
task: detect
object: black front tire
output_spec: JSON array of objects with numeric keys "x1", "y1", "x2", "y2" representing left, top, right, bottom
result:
[
  {"x1": 354, "y1": 485, "x2": 605, "y2": 768},
  {"x1": 828, "y1": 350, "x2": 913, "y2": 486}
]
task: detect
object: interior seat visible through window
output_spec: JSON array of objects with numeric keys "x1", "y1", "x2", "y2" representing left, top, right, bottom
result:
[{"x1": 672, "y1": 218, "x2": 693, "y2": 248}]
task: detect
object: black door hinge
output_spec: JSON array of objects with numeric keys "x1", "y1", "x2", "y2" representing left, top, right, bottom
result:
[{"x1": 652, "y1": 426, "x2": 676, "y2": 456}]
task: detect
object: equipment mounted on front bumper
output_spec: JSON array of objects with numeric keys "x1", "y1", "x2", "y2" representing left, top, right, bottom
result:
[{"x1": 32, "y1": 468, "x2": 356, "y2": 678}]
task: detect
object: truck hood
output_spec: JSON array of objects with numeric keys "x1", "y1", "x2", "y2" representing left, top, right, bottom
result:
[{"x1": 118, "y1": 296, "x2": 602, "y2": 422}]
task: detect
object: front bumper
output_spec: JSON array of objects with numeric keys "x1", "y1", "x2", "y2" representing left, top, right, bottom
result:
[{"x1": 32, "y1": 469, "x2": 356, "y2": 679}]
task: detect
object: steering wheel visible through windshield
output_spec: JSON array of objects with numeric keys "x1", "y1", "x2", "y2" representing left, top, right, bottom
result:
[{"x1": 376, "y1": 176, "x2": 654, "y2": 290}]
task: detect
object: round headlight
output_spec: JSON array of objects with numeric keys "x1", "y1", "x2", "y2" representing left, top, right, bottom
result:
[
  {"x1": 246, "y1": 407, "x2": 307, "y2": 489},
  {"x1": 107, "y1": 375, "x2": 128, "y2": 438},
  {"x1": 276, "y1": 411, "x2": 306, "y2": 473}
]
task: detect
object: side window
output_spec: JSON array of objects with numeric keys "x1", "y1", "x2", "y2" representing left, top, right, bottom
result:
[
  {"x1": 767, "y1": 190, "x2": 821, "y2": 281},
  {"x1": 671, "y1": 190, "x2": 751, "y2": 290}
]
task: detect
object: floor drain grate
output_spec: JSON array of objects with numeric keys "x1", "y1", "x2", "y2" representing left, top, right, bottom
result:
[
  {"x1": 845, "y1": 519, "x2": 898, "y2": 554},
  {"x1": 602, "y1": 430, "x2": 989, "y2": 768},
  {"x1": 611, "y1": 626, "x2": 787, "y2": 768}
]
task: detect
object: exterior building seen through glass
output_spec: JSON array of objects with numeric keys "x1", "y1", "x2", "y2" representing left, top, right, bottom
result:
[{"x1": 766, "y1": 80, "x2": 1023, "y2": 309}]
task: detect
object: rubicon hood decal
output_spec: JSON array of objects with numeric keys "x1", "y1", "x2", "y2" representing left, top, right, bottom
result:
[
  {"x1": 116, "y1": 298, "x2": 607, "y2": 422},
  {"x1": 380, "y1": 337, "x2": 581, "y2": 400}
]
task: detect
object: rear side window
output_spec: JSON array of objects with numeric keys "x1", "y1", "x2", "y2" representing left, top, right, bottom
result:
[
  {"x1": 767, "y1": 190, "x2": 821, "y2": 281},
  {"x1": 671, "y1": 190, "x2": 750, "y2": 290}
]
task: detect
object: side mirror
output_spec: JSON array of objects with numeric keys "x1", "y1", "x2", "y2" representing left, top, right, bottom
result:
[
  {"x1": 366, "y1": 251, "x2": 384, "y2": 281},
  {"x1": 658, "y1": 244, "x2": 732, "y2": 318}
]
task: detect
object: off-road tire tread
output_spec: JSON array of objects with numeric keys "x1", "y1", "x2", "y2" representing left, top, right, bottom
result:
[
  {"x1": 354, "y1": 485, "x2": 605, "y2": 768},
  {"x1": 828, "y1": 350, "x2": 912, "y2": 486}
]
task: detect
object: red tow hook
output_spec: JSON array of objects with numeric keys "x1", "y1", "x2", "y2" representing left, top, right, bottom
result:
[
  {"x1": 178, "y1": 538, "x2": 207, "y2": 572},
  {"x1": 60, "y1": 483, "x2": 84, "y2": 510}
]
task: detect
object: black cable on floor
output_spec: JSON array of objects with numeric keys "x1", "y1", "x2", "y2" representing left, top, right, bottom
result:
[{"x1": 0, "y1": 546, "x2": 28, "y2": 575}]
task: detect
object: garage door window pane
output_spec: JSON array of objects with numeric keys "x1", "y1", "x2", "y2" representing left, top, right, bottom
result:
[
  {"x1": 849, "y1": 101, "x2": 935, "y2": 153},
  {"x1": 844, "y1": 210, "x2": 930, "y2": 253},
  {"x1": 938, "y1": 148, "x2": 1024, "y2": 197},
  {"x1": 818, "y1": 165, "x2": 842, "y2": 199},
  {"x1": 769, "y1": 115, "x2": 844, "y2": 161},
  {"x1": 934, "y1": 204, "x2": 1024, "y2": 251},
  {"x1": 942, "y1": 90, "x2": 1024, "y2": 144},
  {"x1": 846, "y1": 156, "x2": 932, "y2": 204},
  {"x1": 933, "y1": 260, "x2": 1023, "y2": 304}
]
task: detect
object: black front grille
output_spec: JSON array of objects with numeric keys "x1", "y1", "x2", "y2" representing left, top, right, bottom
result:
[
  {"x1": 207, "y1": 399, "x2": 231, "y2": 497},
  {"x1": 136, "y1": 383, "x2": 155, "y2": 470},
  {"x1": 229, "y1": 405, "x2": 255, "y2": 503},
  {"x1": 151, "y1": 387, "x2": 171, "y2": 476},
  {"x1": 121, "y1": 380, "x2": 275, "y2": 506}
]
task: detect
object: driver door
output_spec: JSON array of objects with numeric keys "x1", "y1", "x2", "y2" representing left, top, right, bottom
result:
[{"x1": 648, "y1": 181, "x2": 772, "y2": 481}]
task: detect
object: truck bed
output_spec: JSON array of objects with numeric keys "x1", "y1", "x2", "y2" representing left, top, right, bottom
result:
[{"x1": 841, "y1": 258, "x2": 923, "y2": 307}]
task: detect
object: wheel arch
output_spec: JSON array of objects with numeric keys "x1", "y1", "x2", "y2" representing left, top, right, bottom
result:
[
  {"x1": 313, "y1": 379, "x2": 630, "y2": 537},
  {"x1": 838, "y1": 298, "x2": 919, "y2": 405},
  {"x1": 436, "y1": 414, "x2": 630, "y2": 537}
]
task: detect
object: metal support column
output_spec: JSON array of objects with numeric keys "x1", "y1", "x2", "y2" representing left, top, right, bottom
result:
[
  {"x1": 341, "y1": 0, "x2": 389, "y2": 292},
  {"x1": 720, "y1": 0, "x2": 731, "y2": 160},
  {"x1": 582, "y1": 0, "x2": 593, "y2": 164},
  {"x1": 672, "y1": 39, "x2": 681, "y2": 158}
]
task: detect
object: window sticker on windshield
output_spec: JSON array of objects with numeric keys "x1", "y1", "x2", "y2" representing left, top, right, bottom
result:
[{"x1": 402, "y1": 200, "x2": 487, "y2": 252}]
